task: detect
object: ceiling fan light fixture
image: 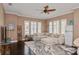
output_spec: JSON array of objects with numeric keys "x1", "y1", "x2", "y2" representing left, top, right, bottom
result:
[{"x1": 42, "y1": 5, "x2": 56, "y2": 14}]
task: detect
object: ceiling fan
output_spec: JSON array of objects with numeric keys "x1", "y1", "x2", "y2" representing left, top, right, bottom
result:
[
  {"x1": 42, "y1": 5, "x2": 56, "y2": 14},
  {"x1": 8, "y1": 3, "x2": 12, "y2": 6}
]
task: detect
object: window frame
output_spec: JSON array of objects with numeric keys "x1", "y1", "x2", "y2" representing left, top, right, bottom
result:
[
  {"x1": 24, "y1": 21, "x2": 42, "y2": 35},
  {"x1": 48, "y1": 19, "x2": 67, "y2": 34}
]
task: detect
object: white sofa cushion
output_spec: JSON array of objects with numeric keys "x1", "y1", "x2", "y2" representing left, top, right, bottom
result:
[
  {"x1": 74, "y1": 37, "x2": 79, "y2": 47},
  {"x1": 40, "y1": 35, "x2": 65, "y2": 45},
  {"x1": 58, "y1": 35, "x2": 65, "y2": 44},
  {"x1": 41, "y1": 37, "x2": 58, "y2": 45}
]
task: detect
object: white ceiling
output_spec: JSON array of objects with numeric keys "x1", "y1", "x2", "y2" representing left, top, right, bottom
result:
[{"x1": 3, "y1": 3, "x2": 79, "y2": 19}]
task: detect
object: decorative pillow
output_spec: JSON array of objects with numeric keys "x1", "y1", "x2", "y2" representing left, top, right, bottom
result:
[
  {"x1": 33, "y1": 33, "x2": 38, "y2": 36},
  {"x1": 74, "y1": 37, "x2": 79, "y2": 47},
  {"x1": 50, "y1": 34, "x2": 54, "y2": 37},
  {"x1": 41, "y1": 37, "x2": 58, "y2": 45},
  {"x1": 58, "y1": 35, "x2": 65, "y2": 44},
  {"x1": 40, "y1": 35, "x2": 65, "y2": 45},
  {"x1": 54, "y1": 34, "x2": 60, "y2": 38},
  {"x1": 32, "y1": 35, "x2": 48, "y2": 41},
  {"x1": 32, "y1": 36, "x2": 41, "y2": 41},
  {"x1": 45, "y1": 33, "x2": 51, "y2": 36},
  {"x1": 37, "y1": 33, "x2": 45, "y2": 36}
]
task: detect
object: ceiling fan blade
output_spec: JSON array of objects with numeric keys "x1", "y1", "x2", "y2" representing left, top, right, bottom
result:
[{"x1": 48, "y1": 9, "x2": 56, "y2": 11}]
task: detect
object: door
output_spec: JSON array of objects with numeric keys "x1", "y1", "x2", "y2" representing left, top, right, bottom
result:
[{"x1": 65, "y1": 25, "x2": 73, "y2": 46}]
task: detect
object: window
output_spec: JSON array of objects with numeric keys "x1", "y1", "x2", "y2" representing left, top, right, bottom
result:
[
  {"x1": 61, "y1": 19, "x2": 67, "y2": 34},
  {"x1": 38, "y1": 22, "x2": 42, "y2": 33},
  {"x1": 56, "y1": 20, "x2": 60, "y2": 34},
  {"x1": 53, "y1": 21, "x2": 57, "y2": 34},
  {"x1": 31, "y1": 21, "x2": 37, "y2": 35},
  {"x1": 24, "y1": 21, "x2": 42, "y2": 35},
  {"x1": 31, "y1": 21, "x2": 34, "y2": 35},
  {"x1": 24, "y1": 21, "x2": 30, "y2": 35},
  {"x1": 49, "y1": 22, "x2": 53, "y2": 33},
  {"x1": 48, "y1": 19, "x2": 67, "y2": 34},
  {"x1": 33, "y1": 21, "x2": 37, "y2": 33},
  {"x1": 53, "y1": 20, "x2": 60, "y2": 34}
]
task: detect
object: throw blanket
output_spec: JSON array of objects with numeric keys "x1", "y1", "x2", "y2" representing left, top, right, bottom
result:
[{"x1": 25, "y1": 41, "x2": 76, "y2": 55}]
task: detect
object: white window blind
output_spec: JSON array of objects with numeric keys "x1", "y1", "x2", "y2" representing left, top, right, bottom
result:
[
  {"x1": 33, "y1": 21, "x2": 37, "y2": 34},
  {"x1": 61, "y1": 19, "x2": 67, "y2": 34},
  {"x1": 24, "y1": 21, "x2": 30, "y2": 35},
  {"x1": 38, "y1": 22, "x2": 42, "y2": 33},
  {"x1": 49, "y1": 22, "x2": 53, "y2": 33},
  {"x1": 56, "y1": 20, "x2": 60, "y2": 34},
  {"x1": 49, "y1": 19, "x2": 67, "y2": 34},
  {"x1": 24, "y1": 21, "x2": 42, "y2": 35},
  {"x1": 53, "y1": 21, "x2": 57, "y2": 34},
  {"x1": 31, "y1": 21, "x2": 34, "y2": 35}
]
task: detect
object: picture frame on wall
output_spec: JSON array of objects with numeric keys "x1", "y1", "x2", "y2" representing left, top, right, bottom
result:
[{"x1": 6, "y1": 23, "x2": 15, "y2": 31}]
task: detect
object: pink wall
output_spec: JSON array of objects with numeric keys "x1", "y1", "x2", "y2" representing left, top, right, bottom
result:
[
  {"x1": 5, "y1": 14, "x2": 18, "y2": 40},
  {"x1": 5, "y1": 13, "x2": 43, "y2": 40},
  {"x1": 5, "y1": 12, "x2": 74, "y2": 40},
  {"x1": 0, "y1": 4, "x2": 5, "y2": 42}
]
